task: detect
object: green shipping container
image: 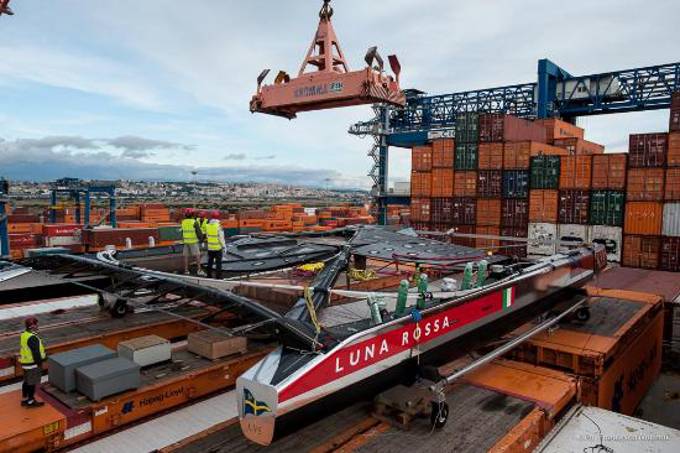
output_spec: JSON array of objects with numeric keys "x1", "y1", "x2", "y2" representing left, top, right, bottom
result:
[
  {"x1": 158, "y1": 225, "x2": 182, "y2": 241},
  {"x1": 455, "y1": 142, "x2": 478, "y2": 170},
  {"x1": 224, "y1": 228, "x2": 239, "y2": 237},
  {"x1": 530, "y1": 155, "x2": 560, "y2": 189},
  {"x1": 589, "y1": 190, "x2": 625, "y2": 226},
  {"x1": 455, "y1": 112, "x2": 479, "y2": 144}
]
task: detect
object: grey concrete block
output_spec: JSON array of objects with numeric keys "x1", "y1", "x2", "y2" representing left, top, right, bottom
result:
[
  {"x1": 117, "y1": 335, "x2": 171, "y2": 367},
  {"x1": 75, "y1": 357, "x2": 141, "y2": 401},
  {"x1": 48, "y1": 344, "x2": 116, "y2": 393}
]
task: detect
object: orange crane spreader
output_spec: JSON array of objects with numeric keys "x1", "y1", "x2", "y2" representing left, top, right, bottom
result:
[
  {"x1": 250, "y1": 0, "x2": 405, "y2": 119},
  {"x1": 0, "y1": 0, "x2": 13, "y2": 16}
]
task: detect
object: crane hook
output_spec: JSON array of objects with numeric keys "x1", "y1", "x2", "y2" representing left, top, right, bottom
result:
[{"x1": 319, "y1": 0, "x2": 333, "y2": 21}]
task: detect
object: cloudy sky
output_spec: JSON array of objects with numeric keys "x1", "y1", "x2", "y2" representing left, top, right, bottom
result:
[{"x1": 1, "y1": 0, "x2": 678, "y2": 188}]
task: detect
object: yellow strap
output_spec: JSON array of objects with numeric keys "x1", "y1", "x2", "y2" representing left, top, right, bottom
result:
[
  {"x1": 297, "y1": 262, "x2": 325, "y2": 273},
  {"x1": 303, "y1": 286, "x2": 321, "y2": 335},
  {"x1": 348, "y1": 267, "x2": 376, "y2": 281}
]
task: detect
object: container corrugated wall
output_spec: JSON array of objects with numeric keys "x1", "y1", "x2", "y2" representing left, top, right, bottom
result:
[
  {"x1": 530, "y1": 155, "x2": 560, "y2": 189},
  {"x1": 663, "y1": 203, "x2": 680, "y2": 237},
  {"x1": 478, "y1": 143, "x2": 503, "y2": 170},
  {"x1": 624, "y1": 202, "x2": 663, "y2": 235}
]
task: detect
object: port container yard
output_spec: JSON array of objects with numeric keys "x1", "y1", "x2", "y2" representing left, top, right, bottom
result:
[{"x1": 2, "y1": 0, "x2": 680, "y2": 452}]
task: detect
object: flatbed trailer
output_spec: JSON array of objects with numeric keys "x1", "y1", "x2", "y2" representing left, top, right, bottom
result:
[
  {"x1": 0, "y1": 347, "x2": 270, "y2": 452},
  {"x1": 0, "y1": 305, "x2": 212, "y2": 383}
]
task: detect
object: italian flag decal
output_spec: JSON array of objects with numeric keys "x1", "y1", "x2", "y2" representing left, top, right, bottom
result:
[{"x1": 502, "y1": 287, "x2": 515, "y2": 310}]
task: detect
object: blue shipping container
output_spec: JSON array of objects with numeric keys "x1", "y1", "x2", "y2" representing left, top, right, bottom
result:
[{"x1": 502, "y1": 171, "x2": 530, "y2": 198}]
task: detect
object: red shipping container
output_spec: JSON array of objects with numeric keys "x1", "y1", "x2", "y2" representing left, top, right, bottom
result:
[
  {"x1": 501, "y1": 199, "x2": 529, "y2": 228},
  {"x1": 451, "y1": 198, "x2": 476, "y2": 225},
  {"x1": 660, "y1": 236, "x2": 680, "y2": 272},
  {"x1": 477, "y1": 171, "x2": 502, "y2": 198},
  {"x1": 412, "y1": 145, "x2": 433, "y2": 171},
  {"x1": 624, "y1": 202, "x2": 663, "y2": 236},
  {"x1": 626, "y1": 168, "x2": 665, "y2": 201},
  {"x1": 430, "y1": 198, "x2": 453, "y2": 224},
  {"x1": 82, "y1": 228, "x2": 159, "y2": 248},
  {"x1": 478, "y1": 143, "x2": 503, "y2": 170},
  {"x1": 623, "y1": 235, "x2": 660, "y2": 269},
  {"x1": 432, "y1": 139, "x2": 454, "y2": 168},
  {"x1": 410, "y1": 198, "x2": 431, "y2": 223},
  {"x1": 671, "y1": 92, "x2": 680, "y2": 132},
  {"x1": 670, "y1": 111, "x2": 680, "y2": 133},
  {"x1": 479, "y1": 114, "x2": 546, "y2": 143},
  {"x1": 43, "y1": 224, "x2": 81, "y2": 237},
  {"x1": 476, "y1": 199, "x2": 501, "y2": 226},
  {"x1": 591, "y1": 154, "x2": 627, "y2": 190},
  {"x1": 667, "y1": 132, "x2": 680, "y2": 167},
  {"x1": 501, "y1": 226, "x2": 528, "y2": 258},
  {"x1": 665, "y1": 168, "x2": 680, "y2": 200},
  {"x1": 9, "y1": 234, "x2": 41, "y2": 247},
  {"x1": 628, "y1": 133, "x2": 667, "y2": 167},
  {"x1": 553, "y1": 137, "x2": 605, "y2": 155},
  {"x1": 559, "y1": 190, "x2": 590, "y2": 224}
]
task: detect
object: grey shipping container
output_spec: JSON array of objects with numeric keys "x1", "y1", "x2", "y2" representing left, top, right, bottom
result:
[
  {"x1": 663, "y1": 203, "x2": 680, "y2": 237},
  {"x1": 48, "y1": 344, "x2": 116, "y2": 393},
  {"x1": 75, "y1": 357, "x2": 141, "y2": 401}
]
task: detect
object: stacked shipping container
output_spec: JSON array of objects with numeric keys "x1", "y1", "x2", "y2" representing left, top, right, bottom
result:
[{"x1": 408, "y1": 96, "x2": 680, "y2": 270}]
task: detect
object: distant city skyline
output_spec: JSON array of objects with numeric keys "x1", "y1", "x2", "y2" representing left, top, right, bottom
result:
[{"x1": 1, "y1": 1, "x2": 678, "y2": 189}]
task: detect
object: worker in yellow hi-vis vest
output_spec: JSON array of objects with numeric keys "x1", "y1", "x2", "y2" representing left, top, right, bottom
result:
[
  {"x1": 181, "y1": 208, "x2": 204, "y2": 275},
  {"x1": 19, "y1": 317, "x2": 46, "y2": 408},
  {"x1": 205, "y1": 210, "x2": 226, "y2": 279}
]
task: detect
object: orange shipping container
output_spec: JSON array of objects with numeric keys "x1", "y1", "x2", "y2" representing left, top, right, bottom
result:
[
  {"x1": 509, "y1": 291, "x2": 662, "y2": 415},
  {"x1": 591, "y1": 154, "x2": 627, "y2": 190},
  {"x1": 529, "y1": 189, "x2": 558, "y2": 223},
  {"x1": 554, "y1": 137, "x2": 605, "y2": 155},
  {"x1": 410, "y1": 171, "x2": 432, "y2": 197},
  {"x1": 624, "y1": 201, "x2": 663, "y2": 235},
  {"x1": 453, "y1": 171, "x2": 477, "y2": 197},
  {"x1": 475, "y1": 226, "x2": 500, "y2": 251},
  {"x1": 412, "y1": 145, "x2": 433, "y2": 171},
  {"x1": 536, "y1": 118, "x2": 584, "y2": 143},
  {"x1": 559, "y1": 155, "x2": 592, "y2": 189},
  {"x1": 503, "y1": 141, "x2": 565, "y2": 169},
  {"x1": 410, "y1": 198, "x2": 430, "y2": 222},
  {"x1": 478, "y1": 143, "x2": 503, "y2": 170},
  {"x1": 626, "y1": 168, "x2": 665, "y2": 201},
  {"x1": 431, "y1": 168, "x2": 454, "y2": 197},
  {"x1": 503, "y1": 142, "x2": 531, "y2": 169},
  {"x1": 476, "y1": 199, "x2": 501, "y2": 226},
  {"x1": 432, "y1": 139, "x2": 454, "y2": 168},
  {"x1": 665, "y1": 168, "x2": 680, "y2": 200},
  {"x1": 668, "y1": 132, "x2": 680, "y2": 167}
]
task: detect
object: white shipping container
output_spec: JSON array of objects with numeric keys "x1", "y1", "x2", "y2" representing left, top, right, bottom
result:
[
  {"x1": 588, "y1": 225, "x2": 622, "y2": 263},
  {"x1": 528, "y1": 223, "x2": 557, "y2": 256},
  {"x1": 45, "y1": 236, "x2": 81, "y2": 247},
  {"x1": 535, "y1": 405, "x2": 680, "y2": 453},
  {"x1": 558, "y1": 224, "x2": 587, "y2": 253},
  {"x1": 663, "y1": 203, "x2": 680, "y2": 237}
]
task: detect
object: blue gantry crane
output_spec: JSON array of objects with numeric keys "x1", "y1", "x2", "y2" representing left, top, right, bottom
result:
[
  {"x1": 350, "y1": 58, "x2": 680, "y2": 224},
  {"x1": 49, "y1": 178, "x2": 118, "y2": 227}
]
